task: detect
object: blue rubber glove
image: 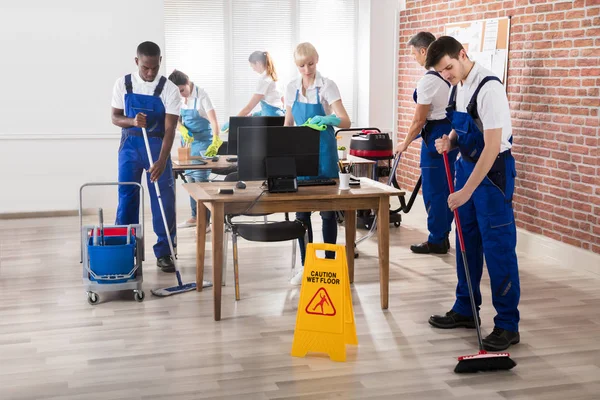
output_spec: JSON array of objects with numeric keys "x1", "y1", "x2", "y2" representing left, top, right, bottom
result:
[
  {"x1": 251, "y1": 111, "x2": 263, "y2": 116},
  {"x1": 221, "y1": 122, "x2": 229, "y2": 132},
  {"x1": 310, "y1": 114, "x2": 341, "y2": 127}
]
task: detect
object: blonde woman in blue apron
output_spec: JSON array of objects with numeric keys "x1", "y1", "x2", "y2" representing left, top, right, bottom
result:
[
  {"x1": 168, "y1": 70, "x2": 220, "y2": 231},
  {"x1": 237, "y1": 51, "x2": 285, "y2": 117},
  {"x1": 284, "y1": 42, "x2": 351, "y2": 285}
]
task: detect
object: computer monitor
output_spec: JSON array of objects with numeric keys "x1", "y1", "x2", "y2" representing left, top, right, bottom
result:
[
  {"x1": 237, "y1": 126, "x2": 320, "y2": 181},
  {"x1": 225, "y1": 116, "x2": 285, "y2": 155}
]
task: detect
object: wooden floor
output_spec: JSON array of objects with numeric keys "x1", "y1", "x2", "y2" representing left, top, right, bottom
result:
[{"x1": 1, "y1": 200, "x2": 599, "y2": 400}]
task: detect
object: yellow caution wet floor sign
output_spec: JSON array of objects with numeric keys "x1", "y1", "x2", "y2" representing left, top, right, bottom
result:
[{"x1": 291, "y1": 243, "x2": 357, "y2": 362}]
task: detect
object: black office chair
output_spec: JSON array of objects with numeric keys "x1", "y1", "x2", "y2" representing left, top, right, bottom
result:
[{"x1": 223, "y1": 172, "x2": 307, "y2": 300}]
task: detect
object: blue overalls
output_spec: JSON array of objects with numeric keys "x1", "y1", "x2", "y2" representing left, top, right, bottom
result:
[
  {"x1": 116, "y1": 74, "x2": 176, "y2": 258},
  {"x1": 259, "y1": 100, "x2": 285, "y2": 116},
  {"x1": 447, "y1": 76, "x2": 520, "y2": 332},
  {"x1": 413, "y1": 71, "x2": 458, "y2": 246},
  {"x1": 292, "y1": 87, "x2": 339, "y2": 264},
  {"x1": 181, "y1": 86, "x2": 213, "y2": 218}
]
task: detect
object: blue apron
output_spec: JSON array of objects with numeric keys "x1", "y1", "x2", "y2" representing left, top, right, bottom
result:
[
  {"x1": 259, "y1": 100, "x2": 285, "y2": 116},
  {"x1": 446, "y1": 76, "x2": 520, "y2": 332},
  {"x1": 291, "y1": 87, "x2": 339, "y2": 179},
  {"x1": 116, "y1": 74, "x2": 176, "y2": 259},
  {"x1": 181, "y1": 86, "x2": 212, "y2": 182},
  {"x1": 414, "y1": 71, "x2": 458, "y2": 245}
]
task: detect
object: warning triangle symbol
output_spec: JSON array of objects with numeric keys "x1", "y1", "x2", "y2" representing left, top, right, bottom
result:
[{"x1": 305, "y1": 287, "x2": 336, "y2": 316}]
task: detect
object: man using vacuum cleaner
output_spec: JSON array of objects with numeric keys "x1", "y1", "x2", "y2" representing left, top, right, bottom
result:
[
  {"x1": 426, "y1": 36, "x2": 521, "y2": 353},
  {"x1": 111, "y1": 41, "x2": 181, "y2": 273},
  {"x1": 396, "y1": 32, "x2": 458, "y2": 255}
]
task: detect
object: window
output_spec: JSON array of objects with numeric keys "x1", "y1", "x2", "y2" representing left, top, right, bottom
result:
[
  {"x1": 165, "y1": 0, "x2": 357, "y2": 123},
  {"x1": 164, "y1": 0, "x2": 227, "y2": 116}
]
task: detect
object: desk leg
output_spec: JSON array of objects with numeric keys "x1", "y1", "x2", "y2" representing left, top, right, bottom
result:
[
  {"x1": 196, "y1": 201, "x2": 208, "y2": 292},
  {"x1": 377, "y1": 196, "x2": 390, "y2": 310},
  {"x1": 212, "y1": 203, "x2": 224, "y2": 321},
  {"x1": 344, "y1": 209, "x2": 356, "y2": 284}
]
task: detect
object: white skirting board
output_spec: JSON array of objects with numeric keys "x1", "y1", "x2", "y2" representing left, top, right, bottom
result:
[{"x1": 516, "y1": 228, "x2": 600, "y2": 277}]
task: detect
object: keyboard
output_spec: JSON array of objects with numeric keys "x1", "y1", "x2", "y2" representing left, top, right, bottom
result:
[{"x1": 297, "y1": 178, "x2": 337, "y2": 187}]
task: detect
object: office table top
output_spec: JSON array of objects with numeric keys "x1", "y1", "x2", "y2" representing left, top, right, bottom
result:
[
  {"x1": 172, "y1": 156, "x2": 237, "y2": 170},
  {"x1": 183, "y1": 178, "x2": 403, "y2": 203}
]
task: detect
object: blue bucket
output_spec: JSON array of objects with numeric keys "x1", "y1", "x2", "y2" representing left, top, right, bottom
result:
[{"x1": 87, "y1": 235, "x2": 136, "y2": 284}]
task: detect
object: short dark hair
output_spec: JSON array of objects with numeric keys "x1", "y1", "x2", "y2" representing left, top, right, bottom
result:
[
  {"x1": 407, "y1": 32, "x2": 436, "y2": 49},
  {"x1": 168, "y1": 69, "x2": 189, "y2": 86},
  {"x1": 137, "y1": 41, "x2": 161, "y2": 57},
  {"x1": 425, "y1": 36, "x2": 464, "y2": 69}
]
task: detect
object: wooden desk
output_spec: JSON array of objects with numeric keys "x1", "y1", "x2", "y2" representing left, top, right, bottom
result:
[
  {"x1": 172, "y1": 156, "x2": 237, "y2": 181},
  {"x1": 183, "y1": 179, "x2": 404, "y2": 321}
]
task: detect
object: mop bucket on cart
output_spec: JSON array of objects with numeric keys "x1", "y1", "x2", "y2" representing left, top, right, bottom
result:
[{"x1": 79, "y1": 182, "x2": 146, "y2": 305}]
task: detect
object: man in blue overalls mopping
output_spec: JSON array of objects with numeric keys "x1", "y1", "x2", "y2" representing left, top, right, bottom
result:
[{"x1": 110, "y1": 41, "x2": 182, "y2": 273}]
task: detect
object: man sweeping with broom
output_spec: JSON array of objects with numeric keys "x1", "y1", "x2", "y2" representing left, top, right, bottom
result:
[{"x1": 426, "y1": 36, "x2": 520, "y2": 373}]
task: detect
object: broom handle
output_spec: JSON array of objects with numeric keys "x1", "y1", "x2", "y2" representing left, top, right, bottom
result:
[
  {"x1": 142, "y1": 127, "x2": 183, "y2": 287},
  {"x1": 443, "y1": 151, "x2": 484, "y2": 351}
]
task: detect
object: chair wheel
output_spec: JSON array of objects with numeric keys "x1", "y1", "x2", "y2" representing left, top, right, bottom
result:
[
  {"x1": 134, "y1": 291, "x2": 145, "y2": 302},
  {"x1": 394, "y1": 221, "x2": 401, "y2": 227},
  {"x1": 87, "y1": 292, "x2": 99, "y2": 305}
]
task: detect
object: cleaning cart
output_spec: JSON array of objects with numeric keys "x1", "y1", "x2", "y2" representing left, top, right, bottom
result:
[{"x1": 79, "y1": 182, "x2": 145, "y2": 305}]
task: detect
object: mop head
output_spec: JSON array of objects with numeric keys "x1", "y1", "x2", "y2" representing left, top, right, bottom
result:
[
  {"x1": 151, "y1": 280, "x2": 213, "y2": 297},
  {"x1": 454, "y1": 351, "x2": 516, "y2": 373}
]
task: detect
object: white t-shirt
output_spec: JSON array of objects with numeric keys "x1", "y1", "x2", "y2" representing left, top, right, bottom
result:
[
  {"x1": 255, "y1": 72, "x2": 283, "y2": 109},
  {"x1": 416, "y1": 72, "x2": 451, "y2": 120},
  {"x1": 111, "y1": 71, "x2": 181, "y2": 116},
  {"x1": 285, "y1": 71, "x2": 342, "y2": 115},
  {"x1": 180, "y1": 85, "x2": 214, "y2": 119},
  {"x1": 454, "y1": 62, "x2": 513, "y2": 152}
]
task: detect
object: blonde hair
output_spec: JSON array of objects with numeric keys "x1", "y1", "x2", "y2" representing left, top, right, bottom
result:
[
  {"x1": 294, "y1": 42, "x2": 319, "y2": 65},
  {"x1": 249, "y1": 51, "x2": 278, "y2": 81}
]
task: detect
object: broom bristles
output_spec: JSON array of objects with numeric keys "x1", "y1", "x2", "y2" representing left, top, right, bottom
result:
[{"x1": 454, "y1": 351, "x2": 517, "y2": 373}]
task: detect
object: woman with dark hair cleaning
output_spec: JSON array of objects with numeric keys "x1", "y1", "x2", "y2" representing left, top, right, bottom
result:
[
  {"x1": 237, "y1": 51, "x2": 285, "y2": 117},
  {"x1": 168, "y1": 70, "x2": 220, "y2": 231}
]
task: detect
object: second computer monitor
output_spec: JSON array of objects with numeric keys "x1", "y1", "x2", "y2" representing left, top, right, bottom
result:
[
  {"x1": 226, "y1": 116, "x2": 285, "y2": 155},
  {"x1": 237, "y1": 126, "x2": 320, "y2": 181}
]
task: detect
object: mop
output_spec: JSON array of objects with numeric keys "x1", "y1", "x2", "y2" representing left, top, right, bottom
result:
[
  {"x1": 139, "y1": 127, "x2": 212, "y2": 297},
  {"x1": 442, "y1": 151, "x2": 516, "y2": 373}
]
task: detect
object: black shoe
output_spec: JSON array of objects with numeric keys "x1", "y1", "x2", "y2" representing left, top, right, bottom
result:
[
  {"x1": 429, "y1": 310, "x2": 478, "y2": 329},
  {"x1": 157, "y1": 255, "x2": 175, "y2": 273},
  {"x1": 482, "y1": 327, "x2": 520, "y2": 351},
  {"x1": 410, "y1": 241, "x2": 448, "y2": 254}
]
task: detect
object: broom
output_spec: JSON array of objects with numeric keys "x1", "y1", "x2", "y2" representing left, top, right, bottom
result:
[
  {"x1": 442, "y1": 151, "x2": 516, "y2": 373},
  {"x1": 139, "y1": 127, "x2": 212, "y2": 297}
]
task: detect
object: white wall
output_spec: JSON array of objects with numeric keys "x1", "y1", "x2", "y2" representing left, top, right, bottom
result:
[
  {"x1": 0, "y1": 0, "x2": 168, "y2": 214},
  {"x1": 368, "y1": 0, "x2": 401, "y2": 135},
  {"x1": 346, "y1": 0, "x2": 400, "y2": 148}
]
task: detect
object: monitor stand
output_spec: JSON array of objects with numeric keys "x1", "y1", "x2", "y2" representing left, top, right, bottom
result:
[{"x1": 266, "y1": 157, "x2": 298, "y2": 193}]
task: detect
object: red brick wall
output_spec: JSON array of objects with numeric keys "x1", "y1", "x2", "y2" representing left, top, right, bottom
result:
[{"x1": 396, "y1": 0, "x2": 600, "y2": 254}]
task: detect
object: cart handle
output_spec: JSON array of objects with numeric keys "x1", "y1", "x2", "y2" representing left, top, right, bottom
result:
[{"x1": 79, "y1": 182, "x2": 145, "y2": 263}]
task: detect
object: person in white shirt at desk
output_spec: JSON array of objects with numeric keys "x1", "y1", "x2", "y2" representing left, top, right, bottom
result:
[
  {"x1": 237, "y1": 51, "x2": 284, "y2": 117},
  {"x1": 168, "y1": 70, "x2": 220, "y2": 232},
  {"x1": 283, "y1": 42, "x2": 351, "y2": 285}
]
